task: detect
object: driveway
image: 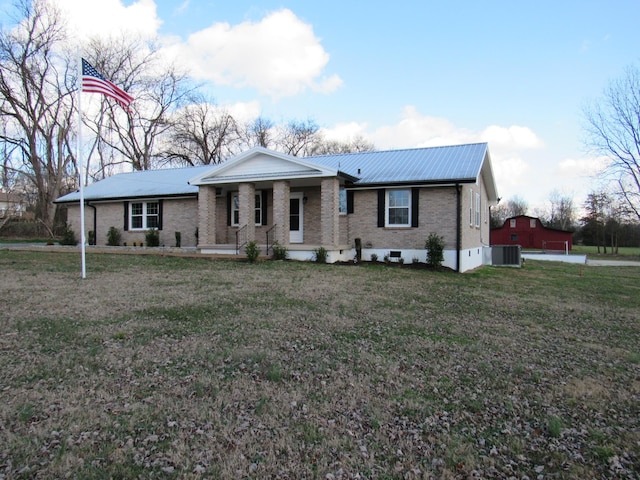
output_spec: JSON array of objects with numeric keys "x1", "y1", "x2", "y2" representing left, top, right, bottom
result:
[{"x1": 587, "y1": 259, "x2": 640, "y2": 267}]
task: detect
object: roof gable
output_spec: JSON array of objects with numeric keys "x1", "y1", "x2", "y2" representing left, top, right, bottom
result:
[{"x1": 190, "y1": 147, "x2": 341, "y2": 185}]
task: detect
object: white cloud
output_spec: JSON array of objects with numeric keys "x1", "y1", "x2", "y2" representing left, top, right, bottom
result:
[
  {"x1": 556, "y1": 156, "x2": 609, "y2": 178},
  {"x1": 49, "y1": 0, "x2": 161, "y2": 39},
  {"x1": 164, "y1": 8, "x2": 342, "y2": 97},
  {"x1": 480, "y1": 125, "x2": 543, "y2": 150},
  {"x1": 320, "y1": 121, "x2": 369, "y2": 142}
]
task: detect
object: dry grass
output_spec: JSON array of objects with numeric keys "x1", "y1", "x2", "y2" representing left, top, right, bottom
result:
[{"x1": 0, "y1": 250, "x2": 639, "y2": 479}]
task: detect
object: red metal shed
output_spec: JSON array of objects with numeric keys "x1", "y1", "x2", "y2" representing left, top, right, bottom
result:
[{"x1": 490, "y1": 215, "x2": 573, "y2": 251}]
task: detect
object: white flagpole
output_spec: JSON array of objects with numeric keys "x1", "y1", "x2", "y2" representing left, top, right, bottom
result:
[{"x1": 77, "y1": 56, "x2": 87, "y2": 278}]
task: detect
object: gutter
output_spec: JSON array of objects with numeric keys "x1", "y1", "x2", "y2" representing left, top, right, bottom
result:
[
  {"x1": 87, "y1": 202, "x2": 97, "y2": 245},
  {"x1": 456, "y1": 183, "x2": 461, "y2": 273}
]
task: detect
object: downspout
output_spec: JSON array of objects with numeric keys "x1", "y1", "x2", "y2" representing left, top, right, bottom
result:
[
  {"x1": 456, "y1": 183, "x2": 461, "y2": 273},
  {"x1": 87, "y1": 202, "x2": 97, "y2": 245}
]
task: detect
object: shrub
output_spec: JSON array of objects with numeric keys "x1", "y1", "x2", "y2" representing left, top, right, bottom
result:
[
  {"x1": 370, "y1": 253, "x2": 379, "y2": 263},
  {"x1": 107, "y1": 226, "x2": 121, "y2": 246},
  {"x1": 175, "y1": 231, "x2": 181, "y2": 248},
  {"x1": 88, "y1": 230, "x2": 96, "y2": 245},
  {"x1": 145, "y1": 229, "x2": 160, "y2": 247},
  {"x1": 313, "y1": 246, "x2": 328, "y2": 263},
  {"x1": 425, "y1": 233, "x2": 445, "y2": 267},
  {"x1": 59, "y1": 225, "x2": 77, "y2": 245},
  {"x1": 383, "y1": 253, "x2": 391, "y2": 265},
  {"x1": 271, "y1": 241, "x2": 288, "y2": 260},
  {"x1": 245, "y1": 240, "x2": 261, "y2": 263}
]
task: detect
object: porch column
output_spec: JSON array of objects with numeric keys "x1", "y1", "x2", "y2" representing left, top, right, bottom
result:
[
  {"x1": 272, "y1": 180, "x2": 290, "y2": 245},
  {"x1": 321, "y1": 177, "x2": 340, "y2": 248},
  {"x1": 238, "y1": 182, "x2": 256, "y2": 242},
  {"x1": 197, "y1": 185, "x2": 217, "y2": 246}
]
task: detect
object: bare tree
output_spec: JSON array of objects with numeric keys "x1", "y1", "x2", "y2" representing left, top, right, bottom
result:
[
  {"x1": 584, "y1": 64, "x2": 640, "y2": 221},
  {"x1": 242, "y1": 116, "x2": 275, "y2": 149},
  {"x1": 82, "y1": 37, "x2": 195, "y2": 172},
  {"x1": 312, "y1": 135, "x2": 375, "y2": 155},
  {"x1": 546, "y1": 190, "x2": 575, "y2": 230},
  {"x1": 0, "y1": 0, "x2": 75, "y2": 233},
  {"x1": 163, "y1": 98, "x2": 240, "y2": 166},
  {"x1": 278, "y1": 119, "x2": 322, "y2": 157},
  {"x1": 490, "y1": 196, "x2": 528, "y2": 228}
]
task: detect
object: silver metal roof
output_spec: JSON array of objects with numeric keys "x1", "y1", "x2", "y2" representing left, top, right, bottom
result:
[
  {"x1": 309, "y1": 142, "x2": 489, "y2": 185},
  {"x1": 56, "y1": 143, "x2": 494, "y2": 203},
  {"x1": 55, "y1": 165, "x2": 211, "y2": 203}
]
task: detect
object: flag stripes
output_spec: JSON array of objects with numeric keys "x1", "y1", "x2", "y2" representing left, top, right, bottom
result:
[{"x1": 81, "y1": 58, "x2": 134, "y2": 109}]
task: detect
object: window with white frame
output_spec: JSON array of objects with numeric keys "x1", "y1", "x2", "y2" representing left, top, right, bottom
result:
[
  {"x1": 475, "y1": 192, "x2": 481, "y2": 227},
  {"x1": 530, "y1": 218, "x2": 536, "y2": 228},
  {"x1": 339, "y1": 188, "x2": 347, "y2": 214},
  {"x1": 231, "y1": 192, "x2": 263, "y2": 226},
  {"x1": 130, "y1": 201, "x2": 159, "y2": 230},
  {"x1": 386, "y1": 189, "x2": 410, "y2": 227}
]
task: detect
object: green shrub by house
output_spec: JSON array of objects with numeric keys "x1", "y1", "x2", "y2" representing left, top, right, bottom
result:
[
  {"x1": 425, "y1": 233, "x2": 445, "y2": 267},
  {"x1": 107, "y1": 226, "x2": 121, "y2": 246},
  {"x1": 145, "y1": 229, "x2": 160, "y2": 247}
]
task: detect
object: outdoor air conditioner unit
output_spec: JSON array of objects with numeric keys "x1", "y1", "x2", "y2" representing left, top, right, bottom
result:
[{"x1": 491, "y1": 245, "x2": 522, "y2": 267}]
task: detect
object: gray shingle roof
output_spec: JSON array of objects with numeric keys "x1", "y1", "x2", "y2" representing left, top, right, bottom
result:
[
  {"x1": 55, "y1": 165, "x2": 211, "y2": 203},
  {"x1": 310, "y1": 142, "x2": 489, "y2": 185}
]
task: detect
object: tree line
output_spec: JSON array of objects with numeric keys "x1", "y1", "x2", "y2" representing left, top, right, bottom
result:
[
  {"x1": 490, "y1": 191, "x2": 640, "y2": 251},
  {"x1": 0, "y1": 0, "x2": 372, "y2": 233}
]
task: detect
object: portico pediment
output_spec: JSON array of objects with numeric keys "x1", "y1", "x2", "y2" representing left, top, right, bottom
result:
[{"x1": 189, "y1": 147, "x2": 339, "y2": 186}]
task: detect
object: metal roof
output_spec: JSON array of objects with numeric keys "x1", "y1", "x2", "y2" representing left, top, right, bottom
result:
[
  {"x1": 309, "y1": 142, "x2": 489, "y2": 185},
  {"x1": 55, "y1": 143, "x2": 494, "y2": 203},
  {"x1": 55, "y1": 165, "x2": 211, "y2": 203}
]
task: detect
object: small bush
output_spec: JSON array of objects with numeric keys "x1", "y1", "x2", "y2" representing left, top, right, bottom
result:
[
  {"x1": 107, "y1": 226, "x2": 121, "y2": 246},
  {"x1": 59, "y1": 225, "x2": 77, "y2": 245},
  {"x1": 245, "y1": 240, "x2": 261, "y2": 263},
  {"x1": 88, "y1": 230, "x2": 96, "y2": 245},
  {"x1": 425, "y1": 233, "x2": 445, "y2": 267},
  {"x1": 271, "y1": 241, "x2": 288, "y2": 260},
  {"x1": 145, "y1": 229, "x2": 160, "y2": 247},
  {"x1": 383, "y1": 253, "x2": 391, "y2": 265},
  {"x1": 370, "y1": 253, "x2": 378, "y2": 262},
  {"x1": 313, "y1": 246, "x2": 328, "y2": 263},
  {"x1": 175, "y1": 231, "x2": 181, "y2": 248}
]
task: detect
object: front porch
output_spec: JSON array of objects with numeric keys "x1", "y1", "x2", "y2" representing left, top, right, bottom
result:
[{"x1": 189, "y1": 147, "x2": 357, "y2": 261}]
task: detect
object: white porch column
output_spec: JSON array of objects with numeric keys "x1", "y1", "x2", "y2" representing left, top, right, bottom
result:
[
  {"x1": 272, "y1": 180, "x2": 290, "y2": 245},
  {"x1": 321, "y1": 177, "x2": 340, "y2": 248},
  {"x1": 238, "y1": 182, "x2": 256, "y2": 242},
  {"x1": 197, "y1": 185, "x2": 217, "y2": 246}
]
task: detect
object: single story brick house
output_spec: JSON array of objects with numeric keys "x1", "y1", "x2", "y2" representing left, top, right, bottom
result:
[
  {"x1": 490, "y1": 215, "x2": 573, "y2": 251},
  {"x1": 56, "y1": 142, "x2": 499, "y2": 272}
]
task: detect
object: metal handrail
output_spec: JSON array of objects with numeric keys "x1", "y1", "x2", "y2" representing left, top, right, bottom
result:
[
  {"x1": 235, "y1": 224, "x2": 247, "y2": 254},
  {"x1": 265, "y1": 224, "x2": 277, "y2": 255}
]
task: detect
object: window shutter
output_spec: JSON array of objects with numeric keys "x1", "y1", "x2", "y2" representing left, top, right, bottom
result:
[
  {"x1": 377, "y1": 189, "x2": 385, "y2": 227},
  {"x1": 411, "y1": 188, "x2": 419, "y2": 228},
  {"x1": 226, "y1": 192, "x2": 232, "y2": 226},
  {"x1": 347, "y1": 190, "x2": 354, "y2": 214},
  {"x1": 262, "y1": 190, "x2": 268, "y2": 225},
  {"x1": 123, "y1": 202, "x2": 129, "y2": 231},
  {"x1": 157, "y1": 199, "x2": 163, "y2": 230}
]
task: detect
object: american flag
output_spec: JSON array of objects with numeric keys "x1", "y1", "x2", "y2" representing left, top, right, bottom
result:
[{"x1": 81, "y1": 58, "x2": 134, "y2": 110}]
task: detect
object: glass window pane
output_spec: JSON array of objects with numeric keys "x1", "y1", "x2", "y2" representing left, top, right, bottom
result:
[
  {"x1": 147, "y1": 216, "x2": 158, "y2": 229},
  {"x1": 131, "y1": 203, "x2": 143, "y2": 215},
  {"x1": 339, "y1": 188, "x2": 347, "y2": 213},
  {"x1": 132, "y1": 216, "x2": 143, "y2": 229},
  {"x1": 146, "y1": 202, "x2": 158, "y2": 215}
]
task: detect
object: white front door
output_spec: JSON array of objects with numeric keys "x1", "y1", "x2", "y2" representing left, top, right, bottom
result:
[{"x1": 289, "y1": 192, "x2": 304, "y2": 243}]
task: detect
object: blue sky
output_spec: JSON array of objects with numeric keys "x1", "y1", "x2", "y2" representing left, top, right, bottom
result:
[{"x1": 10, "y1": 1, "x2": 640, "y2": 211}]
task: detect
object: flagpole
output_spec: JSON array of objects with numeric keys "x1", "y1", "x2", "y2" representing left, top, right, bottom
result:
[{"x1": 77, "y1": 56, "x2": 87, "y2": 279}]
